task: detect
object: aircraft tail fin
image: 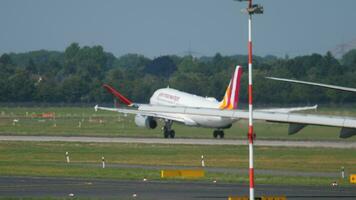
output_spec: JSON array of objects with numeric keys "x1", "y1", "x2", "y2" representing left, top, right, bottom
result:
[
  {"x1": 219, "y1": 65, "x2": 243, "y2": 110},
  {"x1": 103, "y1": 84, "x2": 134, "y2": 107}
]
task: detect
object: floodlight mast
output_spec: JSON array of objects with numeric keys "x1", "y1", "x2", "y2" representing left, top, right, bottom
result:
[{"x1": 235, "y1": 0, "x2": 263, "y2": 199}]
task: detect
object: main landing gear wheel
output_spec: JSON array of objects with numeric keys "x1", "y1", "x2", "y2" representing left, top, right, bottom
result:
[
  {"x1": 163, "y1": 130, "x2": 176, "y2": 138},
  {"x1": 169, "y1": 130, "x2": 175, "y2": 138},
  {"x1": 163, "y1": 120, "x2": 175, "y2": 139},
  {"x1": 213, "y1": 130, "x2": 224, "y2": 139},
  {"x1": 164, "y1": 129, "x2": 175, "y2": 138},
  {"x1": 164, "y1": 129, "x2": 169, "y2": 138}
]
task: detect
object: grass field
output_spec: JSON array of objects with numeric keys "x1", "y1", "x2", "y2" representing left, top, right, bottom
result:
[
  {"x1": 0, "y1": 106, "x2": 355, "y2": 187},
  {"x1": 0, "y1": 198, "x2": 96, "y2": 200},
  {"x1": 0, "y1": 141, "x2": 354, "y2": 186},
  {"x1": 0, "y1": 106, "x2": 356, "y2": 140},
  {"x1": 0, "y1": 198, "x2": 86, "y2": 200}
]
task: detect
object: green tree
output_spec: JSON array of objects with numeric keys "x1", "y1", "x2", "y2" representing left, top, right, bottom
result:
[
  {"x1": 8, "y1": 69, "x2": 35, "y2": 102},
  {"x1": 60, "y1": 75, "x2": 88, "y2": 102},
  {"x1": 144, "y1": 56, "x2": 177, "y2": 77},
  {"x1": 25, "y1": 58, "x2": 37, "y2": 74},
  {"x1": 176, "y1": 56, "x2": 199, "y2": 73},
  {"x1": 116, "y1": 53, "x2": 150, "y2": 69},
  {"x1": 63, "y1": 43, "x2": 80, "y2": 75},
  {"x1": 342, "y1": 49, "x2": 356, "y2": 71},
  {"x1": 34, "y1": 79, "x2": 60, "y2": 102}
]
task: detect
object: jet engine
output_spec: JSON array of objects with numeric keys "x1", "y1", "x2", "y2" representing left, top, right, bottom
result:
[{"x1": 134, "y1": 115, "x2": 157, "y2": 129}]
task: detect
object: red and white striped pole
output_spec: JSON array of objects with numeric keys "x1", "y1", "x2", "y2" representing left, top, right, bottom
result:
[
  {"x1": 235, "y1": 1, "x2": 262, "y2": 199},
  {"x1": 247, "y1": 1, "x2": 255, "y2": 199}
]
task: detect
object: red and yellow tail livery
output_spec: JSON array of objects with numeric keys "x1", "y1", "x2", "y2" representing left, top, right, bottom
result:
[{"x1": 219, "y1": 65, "x2": 243, "y2": 110}]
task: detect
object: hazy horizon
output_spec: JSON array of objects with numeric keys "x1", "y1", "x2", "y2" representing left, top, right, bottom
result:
[{"x1": 1, "y1": 0, "x2": 356, "y2": 58}]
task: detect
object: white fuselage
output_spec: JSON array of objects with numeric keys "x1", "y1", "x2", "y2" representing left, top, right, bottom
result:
[{"x1": 149, "y1": 88, "x2": 235, "y2": 128}]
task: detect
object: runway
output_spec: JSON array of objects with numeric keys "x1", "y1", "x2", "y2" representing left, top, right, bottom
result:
[
  {"x1": 0, "y1": 135, "x2": 355, "y2": 148},
  {"x1": 66, "y1": 162, "x2": 340, "y2": 178},
  {"x1": 0, "y1": 176, "x2": 355, "y2": 200}
]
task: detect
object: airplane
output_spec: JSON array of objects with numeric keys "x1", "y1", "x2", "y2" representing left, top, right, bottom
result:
[
  {"x1": 266, "y1": 77, "x2": 356, "y2": 93},
  {"x1": 121, "y1": 76, "x2": 356, "y2": 139},
  {"x1": 95, "y1": 65, "x2": 318, "y2": 139}
]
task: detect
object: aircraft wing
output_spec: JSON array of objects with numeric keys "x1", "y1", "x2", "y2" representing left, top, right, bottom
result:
[
  {"x1": 256, "y1": 105, "x2": 317, "y2": 113},
  {"x1": 95, "y1": 103, "x2": 317, "y2": 125},
  {"x1": 134, "y1": 104, "x2": 356, "y2": 138},
  {"x1": 95, "y1": 105, "x2": 187, "y2": 124},
  {"x1": 95, "y1": 105, "x2": 139, "y2": 114},
  {"x1": 266, "y1": 77, "x2": 356, "y2": 93}
]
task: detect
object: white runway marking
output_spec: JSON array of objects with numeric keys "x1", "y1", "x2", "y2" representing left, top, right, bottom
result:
[{"x1": 0, "y1": 136, "x2": 355, "y2": 148}]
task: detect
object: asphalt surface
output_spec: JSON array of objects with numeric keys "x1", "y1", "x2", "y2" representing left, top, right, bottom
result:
[
  {"x1": 0, "y1": 135, "x2": 355, "y2": 148},
  {"x1": 65, "y1": 162, "x2": 339, "y2": 178},
  {"x1": 0, "y1": 176, "x2": 355, "y2": 200},
  {"x1": 1, "y1": 136, "x2": 355, "y2": 199}
]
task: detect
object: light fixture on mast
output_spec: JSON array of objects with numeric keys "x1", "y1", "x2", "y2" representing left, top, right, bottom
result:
[
  {"x1": 248, "y1": 4, "x2": 263, "y2": 14},
  {"x1": 236, "y1": 0, "x2": 264, "y2": 14},
  {"x1": 236, "y1": 0, "x2": 263, "y2": 14}
]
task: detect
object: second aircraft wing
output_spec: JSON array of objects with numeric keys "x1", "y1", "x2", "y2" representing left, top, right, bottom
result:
[
  {"x1": 266, "y1": 77, "x2": 356, "y2": 93},
  {"x1": 134, "y1": 104, "x2": 356, "y2": 138}
]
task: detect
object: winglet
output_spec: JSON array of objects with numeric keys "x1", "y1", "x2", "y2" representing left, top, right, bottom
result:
[{"x1": 103, "y1": 84, "x2": 134, "y2": 106}]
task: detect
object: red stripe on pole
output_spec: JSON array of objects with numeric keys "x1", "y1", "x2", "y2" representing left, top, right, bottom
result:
[
  {"x1": 248, "y1": 125, "x2": 254, "y2": 143},
  {"x1": 248, "y1": 85, "x2": 253, "y2": 105},
  {"x1": 248, "y1": 125, "x2": 253, "y2": 135},
  {"x1": 249, "y1": 168, "x2": 254, "y2": 188},
  {"x1": 248, "y1": 41, "x2": 253, "y2": 64}
]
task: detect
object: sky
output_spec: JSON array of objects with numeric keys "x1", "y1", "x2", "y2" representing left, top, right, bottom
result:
[{"x1": 1, "y1": 0, "x2": 356, "y2": 58}]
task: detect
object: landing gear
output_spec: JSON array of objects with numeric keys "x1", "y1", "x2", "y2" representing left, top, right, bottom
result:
[
  {"x1": 213, "y1": 130, "x2": 224, "y2": 139},
  {"x1": 163, "y1": 120, "x2": 175, "y2": 138},
  {"x1": 164, "y1": 130, "x2": 175, "y2": 138}
]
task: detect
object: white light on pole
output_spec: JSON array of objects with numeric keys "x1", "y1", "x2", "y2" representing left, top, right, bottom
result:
[
  {"x1": 102, "y1": 156, "x2": 106, "y2": 169},
  {"x1": 65, "y1": 151, "x2": 70, "y2": 163}
]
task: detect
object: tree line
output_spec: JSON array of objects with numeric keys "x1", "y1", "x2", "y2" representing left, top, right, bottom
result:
[{"x1": 1, "y1": 42, "x2": 356, "y2": 105}]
